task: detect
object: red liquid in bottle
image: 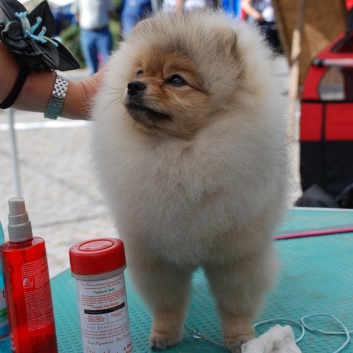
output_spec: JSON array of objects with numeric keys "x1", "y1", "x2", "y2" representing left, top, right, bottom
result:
[
  {"x1": 2, "y1": 238, "x2": 57, "y2": 353},
  {"x1": 0, "y1": 198, "x2": 58, "y2": 353}
]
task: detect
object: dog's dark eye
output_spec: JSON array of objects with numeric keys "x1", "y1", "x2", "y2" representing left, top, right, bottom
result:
[
  {"x1": 136, "y1": 70, "x2": 143, "y2": 77},
  {"x1": 167, "y1": 74, "x2": 186, "y2": 86}
]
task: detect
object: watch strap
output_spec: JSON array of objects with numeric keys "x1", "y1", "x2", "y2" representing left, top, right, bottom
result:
[{"x1": 44, "y1": 74, "x2": 68, "y2": 120}]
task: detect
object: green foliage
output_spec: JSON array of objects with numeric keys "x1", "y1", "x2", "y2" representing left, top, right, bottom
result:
[
  {"x1": 112, "y1": 0, "x2": 123, "y2": 21},
  {"x1": 110, "y1": 20, "x2": 121, "y2": 48},
  {"x1": 113, "y1": 0, "x2": 123, "y2": 10},
  {"x1": 60, "y1": 25, "x2": 85, "y2": 68}
]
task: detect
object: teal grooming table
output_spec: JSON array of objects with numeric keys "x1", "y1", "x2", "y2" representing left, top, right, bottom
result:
[{"x1": 52, "y1": 208, "x2": 353, "y2": 352}]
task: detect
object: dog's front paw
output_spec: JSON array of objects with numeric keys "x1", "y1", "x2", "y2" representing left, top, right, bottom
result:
[
  {"x1": 223, "y1": 332, "x2": 254, "y2": 353},
  {"x1": 149, "y1": 330, "x2": 182, "y2": 350}
]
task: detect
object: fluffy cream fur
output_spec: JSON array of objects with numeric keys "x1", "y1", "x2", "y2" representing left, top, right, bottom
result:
[{"x1": 90, "y1": 9, "x2": 288, "y2": 353}]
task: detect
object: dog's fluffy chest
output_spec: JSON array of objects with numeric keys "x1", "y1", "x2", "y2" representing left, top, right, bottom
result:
[
  {"x1": 93, "y1": 129, "x2": 279, "y2": 265},
  {"x1": 95, "y1": 134, "x2": 244, "y2": 262}
]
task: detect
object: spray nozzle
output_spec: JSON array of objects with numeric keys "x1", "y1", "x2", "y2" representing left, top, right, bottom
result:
[
  {"x1": 8, "y1": 197, "x2": 33, "y2": 243},
  {"x1": 9, "y1": 198, "x2": 29, "y2": 224}
]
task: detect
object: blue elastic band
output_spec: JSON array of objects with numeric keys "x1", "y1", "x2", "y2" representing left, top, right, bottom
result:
[{"x1": 14, "y1": 12, "x2": 58, "y2": 47}]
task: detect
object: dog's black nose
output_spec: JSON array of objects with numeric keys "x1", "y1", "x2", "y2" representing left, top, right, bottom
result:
[{"x1": 127, "y1": 81, "x2": 147, "y2": 96}]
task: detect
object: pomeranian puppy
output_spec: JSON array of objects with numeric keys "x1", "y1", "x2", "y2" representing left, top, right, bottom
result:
[{"x1": 90, "y1": 9, "x2": 288, "y2": 353}]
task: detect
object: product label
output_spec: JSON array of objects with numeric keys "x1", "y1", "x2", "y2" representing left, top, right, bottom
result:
[
  {"x1": 76, "y1": 274, "x2": 132, "y2": 353},
  {"x1": 0, "y1": 288, "x2": 9, "y2": 338},
  {"x1": 21, "y1": 256, "x2": 54, "y2": 331}
]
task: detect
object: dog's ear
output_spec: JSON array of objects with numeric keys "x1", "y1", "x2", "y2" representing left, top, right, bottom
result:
[{"x1": 214, "y1": 27, "x2": 238, "y2": 58}]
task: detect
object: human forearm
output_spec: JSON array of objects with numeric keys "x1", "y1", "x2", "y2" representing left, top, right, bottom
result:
[
  {"x1": 0, "y1": 42, "x2": 103, "y2": 120},
  {"x1": 13, "y1": 68, "x2": 56, "y2": 115},
  {"x1": 60, "y1": 69, "x2": 105, "y2": 120},
  {"x1": 0, "y1": 42, "x2": 21, "y2": 103},
  {"x1": 241, "y1": 0, "x2": 263, "y2": 21}
]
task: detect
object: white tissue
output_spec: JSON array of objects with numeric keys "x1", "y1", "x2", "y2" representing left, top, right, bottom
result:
[{"x1": 241, "y1": 325, "x2": 302, "y2": 353}]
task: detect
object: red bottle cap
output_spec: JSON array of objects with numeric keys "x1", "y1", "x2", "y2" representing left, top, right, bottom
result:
[{"x1": 69, "y1": 238, "x2": 126, "y2": 275}]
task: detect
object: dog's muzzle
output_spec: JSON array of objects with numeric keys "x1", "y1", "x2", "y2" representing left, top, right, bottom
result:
[
  {"x1": 127, "y1": 81, "x2": 146, "y2": 97},
  {"x1": 124, "y1": 80, "x2": 172, "y2": 123}
]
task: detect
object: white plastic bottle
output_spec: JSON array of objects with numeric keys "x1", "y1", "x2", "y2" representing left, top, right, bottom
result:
[{"x1": 69, "y1": 238, "x2": 132, "y2": 353}]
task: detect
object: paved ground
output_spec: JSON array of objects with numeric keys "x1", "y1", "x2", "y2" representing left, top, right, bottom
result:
[{"x1": 0, "y1": 56, "x2": 301, "y2": 278}]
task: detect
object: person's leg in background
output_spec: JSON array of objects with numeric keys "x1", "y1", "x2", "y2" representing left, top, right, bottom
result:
[
  {"x1": 80, "y1": 29, "x2": 99, "y2": 75},
  {"x1": 96, "y1": 27, "x2": 113, "y2": 65}
]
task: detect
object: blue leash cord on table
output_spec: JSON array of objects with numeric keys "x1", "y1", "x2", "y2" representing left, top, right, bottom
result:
[{"x1": 186, "y1": 313, "x2": 352, "y2": 352}]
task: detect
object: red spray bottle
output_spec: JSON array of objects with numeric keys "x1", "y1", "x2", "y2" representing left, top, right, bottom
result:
[{"x1": 0, "y1": 198, "x2": 58, "y2": 353}]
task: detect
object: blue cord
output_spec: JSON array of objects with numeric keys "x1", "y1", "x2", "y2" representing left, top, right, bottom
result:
[
  {"x1": 186, "y1": 314, "x2": 352, "y2": 352},
  {"x1": 14, "y1": 12, "x2": 58, "y2": 47},
  {"x1": 254, "y1": 317, "x2": 305, "y2": 343},
  {"x1": 301, "y1": 314, "x2": 351, "y2": 353}
]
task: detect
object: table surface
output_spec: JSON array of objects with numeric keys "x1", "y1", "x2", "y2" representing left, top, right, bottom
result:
[{"x1": 51, "y1": 208, "x2": 353, "y2": 353}]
